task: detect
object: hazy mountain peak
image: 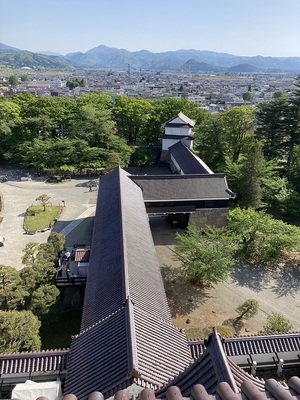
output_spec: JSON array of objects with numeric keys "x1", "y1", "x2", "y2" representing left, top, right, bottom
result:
[{"x1": 0, "y1": 42, "x2": 21, "y2": 51}]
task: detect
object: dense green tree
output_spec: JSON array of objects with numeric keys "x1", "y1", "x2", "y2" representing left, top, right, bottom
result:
[
  {"x1": 288, "y1": 144, "x2": 300, "y2": 192},
  {"x1": 261, "y1": 312, "x2": 293, "y2": 334},
  {"x1": 130, "y1": 147, "x2": 156, "y2": 168},
  {"x1": 34, "y1": 244, "x2": 57, "y2": 282},
  {"x1": 285, "y1": 75, "x2": 300, "y2": 175},
  {"x1": 0, "y1": 265, "x2": 27, "y2": 311},
  {"x1": 221, "y1": 106, "x2": 256, "y2": 162},
  {"x1": 242, "y1": 91, "x2": 253, "y2": 101},
  {"x1": 256, "y1": 97, "x2": 288, "y2": 159},
  {"x1": 66, "y1": 78, "x2": 87, "y2": 90},
  {"x1": 47, "y1": 232, "x2": 66, "y2": 254},
  {"x1": 29, "y1": 284, "x2": 59, "y2": 316},
  {"x1": 0, "y1": 310, "x2": 41, "y2": 352},
  {"x1": 0, "y1": 99, "x2": 22, "y2": 161},
  {"x1": 236, "y1": 141, "x2": 265, "y2": 209},
  {"x1": 273, "y1": 90, "x2": 286, "y2": 99},
  {"x1": 68, "y1": 105, "x2": 115, "y2": 145},
  {"x1": 19, "y1": 137, "x2": 86, "y2": 171},
  {"x1": 112, "y1": 96, "x2": 155, "y2": 143},
  {"x1": 196, "y1": 114, "x2": 228, "y2": 171},
  {"x1": 8, "y1": 75, "x2": 18, "y2": 85},
  {"x1": 22, "y1": 242, "x2": 39, "y2": 267},
  {"x1": 235, "y1": 299, "x2": 259, "y2": 321},
  {"x1": 21, "y1": 242, "x2": 57, "y2": 310},
  {"x1": 75, "y1": 91, "x2": 113, "y2": 111},
  {"x1": 196, "y1": 106, "x2": 255, "y2": 170},
  {"x1": 21, "y1": 74, "x2": 30, "y2": 82},
  {"x1": 17, "y1": 96, "x2": 75, "y2": 143},
  {"x1": 174, "y1": 225, "x2": 237, "y2": 286},
  {"x1": 228, "y1": 208, "x2": 300, "y2": 263}
]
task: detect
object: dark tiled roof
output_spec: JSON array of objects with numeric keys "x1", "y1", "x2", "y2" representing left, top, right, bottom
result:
[
  {"x1": 65, "y1": 303, "x2": 191, "y2": 399},
  {"x1": 130, "y1": 174, "x2": 235, "y2": 201},
  {"x1": 188, "y1": 332, "x2": 300, "y2": 359},
  {"x1": 0, "y1": 349, "x2": 69, "y2": 374},
  {"x1": 65, "y1": 167, "x2": 191, "y2": 400},
  {"x1": 222, "y1": 332, "x2": 300, "y2": 356},
  {"x1": 160, "y1": 134, "x2": 194, "y2": 140},
  {"x1": 80, "y1": 167, "x2": 171, "y2": 329},
  {"x1": 169, "y1": 142, "x2": 213, "y2": 175},
  {"x1": 156, "y1": 328, "x2": 241, "y2": 397}
]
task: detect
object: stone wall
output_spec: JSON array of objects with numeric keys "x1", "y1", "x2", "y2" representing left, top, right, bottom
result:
[
  {"x1": 59, "y1": 285, "x2": 85, "y2": 307},
  {"x1": 160, "y1": 149, "x2": 171, "y2": 164},
  {"x1": 189, "y1": 208, "x2": 229, "y2": 228}
]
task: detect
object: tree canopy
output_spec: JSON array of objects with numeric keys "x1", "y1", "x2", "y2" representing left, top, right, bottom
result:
[
  {"x1": 261, "y1": 313, "x2": 293, "y2": 334},
  {"x1": 0, "y1": 239, "x2": 61, "y2": 351},
  {"x1": 235, "y1": 299, "x2": 259, "y2": 320},
  {"x1": 228, "y1": 208, "x2": 300, "y2": 263},
  {"x1": 174, "y1": 225, "x2": 237, "y2": 286},
  {"x1": 0, "y1": 310, "x2": 41, "y2": 352}
]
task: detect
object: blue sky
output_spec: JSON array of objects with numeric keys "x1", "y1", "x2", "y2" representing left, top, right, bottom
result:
[{"x1": 1, "y1": 0, "x2": 300, "y2": 57}]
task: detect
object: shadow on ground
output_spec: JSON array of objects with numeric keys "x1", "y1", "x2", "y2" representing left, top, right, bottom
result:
[
  {"x1": 53, "y1": 216, "x2": 95, "y2": 248},
  {"x1": 222, "y1": 317, "x2": 245, "y2": 335},
  {"x1": 161, "y1": 264, "x2": 211, "y2": 318},
  {"x1": 149, "y1": 217, "x2": 183, "y2": 246},
  {"x1": 229, "y1": 262, "x2": 272, "y2": 292},
  {"x1": 271, "y1": 262, "x2": 300, "y2": 298}
]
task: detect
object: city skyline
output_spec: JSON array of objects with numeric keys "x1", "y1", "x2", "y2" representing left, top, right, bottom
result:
[{"x1": 1, "y1": 0, "x2": 300, "y2": 58}]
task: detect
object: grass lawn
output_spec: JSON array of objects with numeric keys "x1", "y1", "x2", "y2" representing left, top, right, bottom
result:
[{"x1": 24, "y1": 205, "x2": 62, "y2": 231}]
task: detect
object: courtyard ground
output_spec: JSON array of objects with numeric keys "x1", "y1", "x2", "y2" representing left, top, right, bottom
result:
[
  {"x1": 0, "y1": 167, "x2": 98, "y2": 269},
  {"x1": 150, "y1": 216, "x2": 300, "y2": 339}
]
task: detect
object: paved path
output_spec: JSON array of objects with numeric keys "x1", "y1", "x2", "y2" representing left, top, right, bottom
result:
[{"x1": 0, "y1": 175, "x2": 98, "y2": 269}]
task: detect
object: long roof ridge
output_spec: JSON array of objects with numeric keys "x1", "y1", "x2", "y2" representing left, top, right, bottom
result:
[
  {"x1": 0, "y1": 348, "x2": 69, "y2": 357},
  {"x1": 131, "y1": 173, "x2": 226, "y2": 179},
  {"x1": 208, "y1": 327, "x2": 240, "y2": 393},
  {"x1": 223, "y1": 330, "x2": 300, "y2": 341},
  {"x1": 124, "y1": 297, "x2": 139, "y2": 374},
  {"x1": 187, "y1": 330, "x2": 300, "y2": 344},
  {"x1": 118, "y1": 166, "x2": 130, "y2": 301}
]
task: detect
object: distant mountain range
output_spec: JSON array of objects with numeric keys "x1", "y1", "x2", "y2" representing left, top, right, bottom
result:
[{"x1": 1, "y1": 42, "x2": 300, "y2": 73}]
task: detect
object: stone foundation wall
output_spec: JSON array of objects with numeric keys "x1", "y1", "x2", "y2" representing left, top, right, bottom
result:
[
  {"x1": 169, "y1": 159, "x2": 179, "y2": 173},
  {"x1": 160, "y1": 150, "x2": 170, "y2": 163},
  {"x1": 59, "y1": 286, "x2": 85, "y2": 307},
  {"x1": 189, "y1": 208, "x2": 229, "y2": 228}
]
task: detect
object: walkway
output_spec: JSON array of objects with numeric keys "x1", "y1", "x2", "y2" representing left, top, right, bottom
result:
[{"x1": 0, "y1": 172, "x2": 98, "y2": 269}]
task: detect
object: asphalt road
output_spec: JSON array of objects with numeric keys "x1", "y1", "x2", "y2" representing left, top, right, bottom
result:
[{"x1": 0, "y1": 171, "x2": 98, "y2": 269}]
